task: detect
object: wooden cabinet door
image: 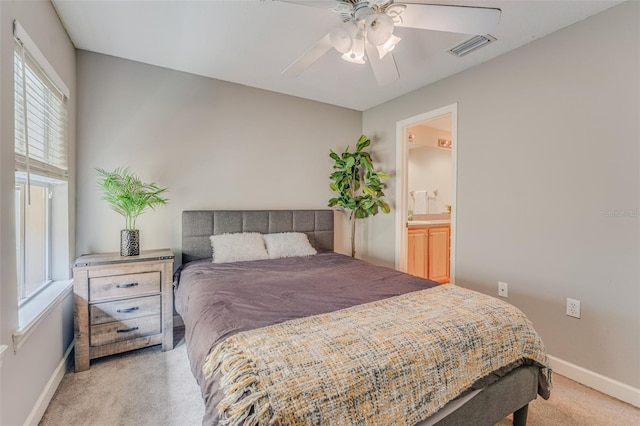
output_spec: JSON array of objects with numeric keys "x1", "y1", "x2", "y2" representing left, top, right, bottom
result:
[
  {"x1": 428, "y1": 226, "x2": 450, "y2": 283},
  {"x1": 407, "y1": 228, "x2": 427, "y2": 278}
]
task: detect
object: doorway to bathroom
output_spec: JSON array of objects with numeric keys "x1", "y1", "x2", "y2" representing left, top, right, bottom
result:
[{"x1": 395, "y1": 104, "x2": 457, "y2": 283}]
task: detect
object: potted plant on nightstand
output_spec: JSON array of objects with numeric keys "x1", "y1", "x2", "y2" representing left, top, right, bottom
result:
[{"x1": 97, "y1": 167, "x2": 169, "y2": 256}]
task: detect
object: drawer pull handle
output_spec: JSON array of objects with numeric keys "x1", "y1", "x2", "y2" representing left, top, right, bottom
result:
[
  {"x1": 116, "y1": 326, "x2": 139, "y2": 333},
  {"x1": 115, "y1": 282, "x2": 138, "y2": 289},
  {"x1": 116, "y1": 306, "x2": 139, "y2": 313}
]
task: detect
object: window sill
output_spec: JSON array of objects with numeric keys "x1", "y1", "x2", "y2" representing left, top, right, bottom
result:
[{"x1": 13, "y1": 280, "x2": 73, "y2": 353}]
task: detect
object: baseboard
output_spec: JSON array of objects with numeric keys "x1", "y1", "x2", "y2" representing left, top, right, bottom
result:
[
  {"x1": 23, "y1": 339, "x2": 74, "y2": 426},
  {"x1": 549, "y1": 354, "x2": 640, "y2": 408}
]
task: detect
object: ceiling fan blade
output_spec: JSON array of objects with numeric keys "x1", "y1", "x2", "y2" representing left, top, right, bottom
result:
[
  {"x1": 282, "y1": 33, "x2": 333, "y2": 77},
  {"x1": 365, "y1": 42, "x2": 399, "y2": 86},
  {"x1": 396, "y1": 4, "x2": 501, "y2": 35}
]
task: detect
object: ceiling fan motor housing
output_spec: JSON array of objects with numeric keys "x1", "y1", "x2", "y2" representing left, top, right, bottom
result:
[{"x1": 354, "y1": 4, "x2": 374, "y2": 21}]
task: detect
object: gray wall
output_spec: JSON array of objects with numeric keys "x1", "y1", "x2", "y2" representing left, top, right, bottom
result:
[
  {"x1": 363, "y1": 2, "x2": 639, "y2": 388},
  {"x1": 0, "y1": 1, "x2": 76, "y2": 425},
  {"x1": 76, "y1": 51, "x2": 362, "y2": 261}
]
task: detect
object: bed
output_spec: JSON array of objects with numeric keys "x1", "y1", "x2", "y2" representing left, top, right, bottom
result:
[{"x1": 175, "y1": 210, "x2": 551, "y2": 426}]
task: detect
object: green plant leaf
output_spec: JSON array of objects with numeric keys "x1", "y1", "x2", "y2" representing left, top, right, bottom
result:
[
  {"x1": 361, "y1": 155, "x2": 373, "y2": 171},
  {"x1": 355, "y1": 208, "x2": 368, "y2": 219},
  {"x1": 97, "y1": 167, "x2": 169, "y2": 230},
  {"x1": 361, "y1": 199, "x2": 374, "y2": 210},
  {"x1": 367, "y1": 182, "x2": 381, "y2": 191},
  {"x1": 356, "y1": 135, "x2": 370, "y2": 151},
  {"x1": 344, "y1": 155, "x2": 355, "y2": 169}
]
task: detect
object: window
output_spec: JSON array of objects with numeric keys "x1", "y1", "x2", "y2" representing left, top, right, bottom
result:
[
  {"x1": 15, "y1": 176, "x2": 53, "y2": 300},
  {"x1": 14, "y1": 22, "x2": 69, "y2": 304}
]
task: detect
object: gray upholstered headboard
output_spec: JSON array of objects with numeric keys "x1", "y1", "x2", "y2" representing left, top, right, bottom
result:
[{"x1": 182, "y1": 210, "x2": 334, "y2": 264}]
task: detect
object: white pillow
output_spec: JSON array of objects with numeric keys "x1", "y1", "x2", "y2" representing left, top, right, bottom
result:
[
  {"x1": 210, "y1": 233, "x2": 269, "y2": 263},
  {"x1": 262, "y1": 232, "x2": 317, "y2": 259}
]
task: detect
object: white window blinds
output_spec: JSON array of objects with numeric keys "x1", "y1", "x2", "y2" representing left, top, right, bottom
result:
[{"x1": 14, "y1": 23, "x2": 68, "y2": 181}]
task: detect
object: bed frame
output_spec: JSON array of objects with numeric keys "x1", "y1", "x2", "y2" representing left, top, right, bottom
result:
[{"x1": 181, "y1": 210, "x2": 538, "y2": 426}]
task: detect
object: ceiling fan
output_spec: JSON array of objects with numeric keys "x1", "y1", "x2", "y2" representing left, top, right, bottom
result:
[{"x1": 280, "y1": 0, "x2": 501, "y2": 85}]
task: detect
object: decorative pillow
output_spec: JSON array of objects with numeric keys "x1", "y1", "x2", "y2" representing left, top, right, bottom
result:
[
  {"x1": 262, "y1": 232, "x2": 317, "y2": 259},
  {"x1": 210, "y1": 233, "x2": 269, "y2": 263}
]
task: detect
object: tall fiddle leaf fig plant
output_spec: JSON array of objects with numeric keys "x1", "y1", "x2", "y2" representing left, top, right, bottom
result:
[{"x1": 328, "y1": 135, "x2": 390, "y2": 258}]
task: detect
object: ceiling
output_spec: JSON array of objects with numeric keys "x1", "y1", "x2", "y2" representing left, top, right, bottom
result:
[
  {"x1": 414, "y1": 115, "x2": 451, "y2": 132},
  {"x1": 51, "y1": 0, "x2": 622, "y2": 111},
  {"x1": 408, "y1": 115, "x2": 451, "y2": 148}
]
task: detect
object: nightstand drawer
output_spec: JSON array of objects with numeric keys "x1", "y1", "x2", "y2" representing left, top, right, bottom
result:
[
  {"x1": 90, "y1": 315, "x2": 161, "y2": 347},
  {"x1": 90, "y1": 295, "x2": 161, "y2": 325},
  {"x1": 89, "y1": 271, "x2": 160, "y2": 301}
]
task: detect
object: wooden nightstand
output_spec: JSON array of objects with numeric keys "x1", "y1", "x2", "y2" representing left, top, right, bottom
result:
[{"x1": 73, "y1": 249, "x2": 174, "y2": 372}]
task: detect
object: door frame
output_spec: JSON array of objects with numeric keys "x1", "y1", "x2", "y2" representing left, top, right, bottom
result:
[{"x1": 395, "y1": 103, "x2": 458, "y2": 284}]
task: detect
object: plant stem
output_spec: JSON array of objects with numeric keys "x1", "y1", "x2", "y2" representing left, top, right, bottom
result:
[
  {"x1": 350, "y1": 170, "x2": 357, "y2": 258},
  {"x1": 350, "y1": 212, "x2": 356, "y2": 258}
]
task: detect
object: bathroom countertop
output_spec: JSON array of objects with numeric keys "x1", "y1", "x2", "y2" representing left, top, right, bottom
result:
[{"x1": 407, "y1": 220, "x2": 451, "y2": 227}]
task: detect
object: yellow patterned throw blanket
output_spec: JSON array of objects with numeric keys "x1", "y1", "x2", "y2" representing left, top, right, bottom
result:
[{"x1": 203, "y1": 285, "x2": 552, "y2": 426}]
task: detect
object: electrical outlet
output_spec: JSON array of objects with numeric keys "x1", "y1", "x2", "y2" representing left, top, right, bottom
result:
[
  {"x1": 498, "y1": 282, "x2": 508, "y2": 298},
  {"x1": 566, "y1": 298, "x2": 581, "y2": 318}
]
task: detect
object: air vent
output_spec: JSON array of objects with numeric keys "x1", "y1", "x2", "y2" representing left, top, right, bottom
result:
[{"x1": 448, "y1": 34, "x2": 496, "y2": 57}]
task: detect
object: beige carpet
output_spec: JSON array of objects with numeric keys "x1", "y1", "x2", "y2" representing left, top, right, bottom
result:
[
  {"x1": 40, "y1": 329, "x2": 204, "y2": 426},
  {"x1": 41, "y1": 329, "x2": 639, "y2": 425},
  {"x1": 494, "y1": 375, "x2": 639, "y2": 426}
]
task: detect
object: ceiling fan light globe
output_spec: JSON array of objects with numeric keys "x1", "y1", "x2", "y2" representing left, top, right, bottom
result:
[
  {"x1": 366, "y1": 13, "x2": 394, "y2": 46},
  {"x1": 330, "y1": 22, "x2": 355, "y2": 54},
  {"x1": 352, "y1": 30, "x2": 365, "y2": 58}
]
